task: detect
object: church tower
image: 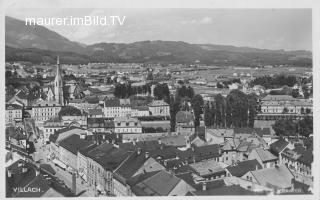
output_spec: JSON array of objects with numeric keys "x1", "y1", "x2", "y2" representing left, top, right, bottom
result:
[{"x1": 54, "y1": 56, "x2": 64, "y2": 105}]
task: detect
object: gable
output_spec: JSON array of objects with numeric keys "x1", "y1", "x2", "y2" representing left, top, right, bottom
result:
[{"x1": 133, "y1": 157, "x2": 165, "y2": 177}]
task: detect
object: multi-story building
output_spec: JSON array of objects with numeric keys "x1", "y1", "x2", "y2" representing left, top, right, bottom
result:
[
  {"x1": 258, "y1": 95, "x2": 313, "y2": 120},
  {"x1": 148, "y1": 100, "x2": 170, "y2": 116},
  {"x1": 31, "y1": 101, "x2": 62, "y2": 123},
  {"x1": 104, "y1": 99, "x2": 131, "y2": 118},
  {"x1": 85, "y1": 143, "x2": 131, "y2": 195},
  {"x1": 58, "y1": 134, "x2": 94, "y2": 171},
  {"x1": 5, "y1": 104, "x2": 23, "y2": 124},
  {"x1": 248, "y1": 148, "x2": 278, "y2": 168},
  {"x1": 87, "y1": 118, "x2": 115, "y2": 133},
  {"x1": 114, "y1": 116, "x2": 142, "y2": 134},
  {"x1": 43, "y1": 118, "x2": 65, "y2": 142},
  {"x1": 280, "y1": 147, "x2": 313, "y2": 179},
  {"x1": 131, "y1": 106, "x2": 150, "y2": 117}
]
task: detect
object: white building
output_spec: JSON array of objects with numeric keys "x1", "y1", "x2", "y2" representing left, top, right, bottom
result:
[
  {"x1": 31, "y1": 101, "x2": 62, "y2": 122},
  {"x1": 148, "y1": 100, "x2": 170, "y2": 116},
  {"x1": 114, "y1": 116, "x2": 142, "y2": 134},
  {"x1": 5, "y1": 104, "x2": 23, "y2": 124},
  {"x1": 104, "y1": 99, "x2": 132, "y2": 118}
]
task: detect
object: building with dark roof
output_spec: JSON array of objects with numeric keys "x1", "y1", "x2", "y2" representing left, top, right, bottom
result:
[
  {"x1": 248, "y1": 148, "x2": 278, "y2": 168},
  {"x1": 226, "y1": 159, "x2": 262, "y2": 177},
  {"x1": 130, "y1": 170, "x2": 195, "y2": 196},
  {"x1": 58, "y1": 134, "x2": 95, "y2": 170},
  {"x1": 270, "y1": 138, "x2": 290, "y2": 156},
  {"x1": 113, "y1": 149, "x2": 165, "y2": 196},
  {"x1": 85, "y1": 143, "x2": 132, "y2": 195},
  {"x1": 280, "y1": 147, "x2": 313, "y2": 179}
]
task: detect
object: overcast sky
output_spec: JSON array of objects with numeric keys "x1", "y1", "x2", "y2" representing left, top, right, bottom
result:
[{"x1": 6, "y1": 8, "x2": 312, "y2": 51}]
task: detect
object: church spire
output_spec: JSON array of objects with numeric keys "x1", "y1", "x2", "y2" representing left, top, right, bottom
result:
[{"x1": 54, "y1": 55, "x2": 64, "y2": 105}]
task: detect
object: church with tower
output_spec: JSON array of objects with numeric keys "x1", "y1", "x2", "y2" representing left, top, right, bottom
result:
[
  {"x1": 47, "y1": 56, "x2": 64, "y2": 105},
  {"x1": 54, "y1": 56, "x2": 64, "y2": 105}
]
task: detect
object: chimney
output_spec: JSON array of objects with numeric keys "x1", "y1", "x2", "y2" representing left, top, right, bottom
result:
[
  {"x1": 255, "y1": 164, "x2": 259, "y2": 171},
  {"x1": 133, "y1": 139, "x2": 136, "y2": 146},
  {"x1": 7, "y1": 170, "x2": 12, "y2": 178},
  {"x1": 18, "y1": 161, "x2": 23, "y2": 167},
  {"x1": 158, "y1": 138, "x2": 162, "y2": 145},
  {"x1": 137, "y1": 148, "x2": 142, "y2": 155},
  {"x1": 202, "y1": 182, "x2": 207, "y2": 191},
  {"x1": 145, "y1": 152, "x2": 150, "y2": 159},
  {"x1": 164, "y1": 160, "x2": 167, "y2": 167}
]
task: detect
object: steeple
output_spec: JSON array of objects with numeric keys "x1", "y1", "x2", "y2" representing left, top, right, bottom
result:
[{"x1": 54, "y1": 56, "x2": 64, "y2": 105}]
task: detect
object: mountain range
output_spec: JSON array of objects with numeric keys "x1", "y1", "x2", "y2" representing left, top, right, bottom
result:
[{"x1": 5, "y1": 16, "x2": 312, "y2": 66}]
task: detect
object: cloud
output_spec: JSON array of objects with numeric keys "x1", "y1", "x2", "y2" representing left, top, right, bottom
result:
[{"x1": 181, "y1": 16, "x2": 213, "y2": 25}]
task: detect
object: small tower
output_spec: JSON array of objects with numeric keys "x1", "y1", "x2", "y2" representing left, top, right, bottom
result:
[{"x1": 54, "y1": 56, "x2": 64, "y2": 105}]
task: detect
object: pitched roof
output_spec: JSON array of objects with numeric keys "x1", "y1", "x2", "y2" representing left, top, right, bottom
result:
[
  {"x1": 254, "y1": 148, "x2": 278, "y2": 163},
  {"x1": 190, "y1": 160, "x2": 225, "y2": 177},
  {"x1": 131, "y1": 170, "x2": 181, "y2": 196},
  {"x1": 14, "y1": 175, "x2": 51, "y2": 197},
  {"x1": 114, "y1": 150, "x2": 165, "y2": 185},
  {"x1": 226, "y1": 159, "x2": 262, "y2": 177},
  {"x1": 251, "y1": 165, "x2": 294, "y2": 189},
  {"x1": 148, "y1": 100, "x2": 169, "y2": 107},
  {"x1": 176, "y1": 172, "x2": 225, "y2": 191},
  {"x1": 161, "y1": 135, "x2": 186, "y2": 147},
  {"x1": 87, "y1": 143, "x2": 131, "y2": 170},
  {"x1": 270, "y1": 139, "x2": 289, "y2": 155},
  {"x1": 297, "y1": 149, "x2": 313, "y2": 167},
  {"x1": 58, "y1": 134, "x2": 95, "y2": 155},
  {"x1": 6, "y1": 104, "x2": 23, "y2": 110}
]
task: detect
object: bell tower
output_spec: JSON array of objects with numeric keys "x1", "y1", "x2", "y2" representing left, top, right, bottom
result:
[{"x1": 54, "y1": 56, "x2": 64, "y2": 105}]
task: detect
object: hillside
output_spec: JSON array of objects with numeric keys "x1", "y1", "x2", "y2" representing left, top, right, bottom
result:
[{"x1": 5, "y1": 16, "x2": 312, "y2": 66}]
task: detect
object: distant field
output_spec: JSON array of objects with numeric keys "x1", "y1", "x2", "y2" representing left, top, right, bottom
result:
[{"x1": 174, "y1": 66, "x2": 311, "y2": 82}]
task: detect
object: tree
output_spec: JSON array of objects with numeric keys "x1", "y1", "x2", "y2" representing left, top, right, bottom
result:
[
  {"x1": 272, "y1": 119, "x2": 297, "y2": 138},
  {"x1": 292, "y1": 89, "x2": 299, "y2": 98},
  {"x1": 191, "y1": 94, "x2": 204, "y2": 127},
  {"x1": 247, "y1": 93, "x2": 258, "y2": 128},
  {"x1": 215, "y1": 94, "x2": 226, "y2": 127},
  {"x1": 170, "y1": 95, "x2": 180, "y2": 132},
  {"x1": 302, "y1": 85, "x2": 310, "y2": 99},
  {"x1": 58, "y1": 106, "x2": 82, "y2": 117},
  {"x1": 226, "y1": 90, "x2": 249, "y2": 128},
  {"x1": 282, "y1": 107, "x2": 289, "y2": 114},
  {"x1": 204, "y1": 102, "x2": 211, "y2": 127},
  {"x1": 297, "y1": 116, "x2": 313, "y2": 137}
]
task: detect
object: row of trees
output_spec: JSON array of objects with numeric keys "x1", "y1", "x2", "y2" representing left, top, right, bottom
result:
[
  {"x1": 113, "y1": 82, "x2": 171, "y2": 101},
  {"x1": 272, "y1": 116, "x2": 313, "y2": 138},
  {"x1": 250, "y1": 74, "x2": 297, "y2": 89},
  {"x1": 114, "y1": 83, "x2": 152, "y2": 98},
  {"x1": 204, "y1": 90, "x2": 257, "y2": 128}
]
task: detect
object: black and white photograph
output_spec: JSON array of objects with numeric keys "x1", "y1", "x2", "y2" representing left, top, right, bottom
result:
[{"x1": 3, "y1": 0, "x2": 319, "y2": 199}]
